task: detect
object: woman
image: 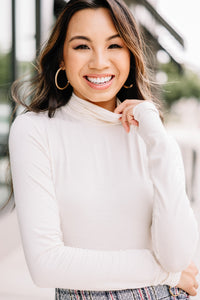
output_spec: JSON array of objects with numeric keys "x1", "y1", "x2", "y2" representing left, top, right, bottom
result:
[{"x1": 9, "y1": 0, "x2": 199, "y2": 299}]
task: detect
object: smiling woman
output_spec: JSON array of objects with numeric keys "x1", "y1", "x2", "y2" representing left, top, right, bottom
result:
[
  {"x1": 61, "y1": 8, "x2": 130, "y2": 111},
  {"x1": 8, "y1": 0, "x2": 199, "y2": 299},
  {"x1": 11, "y1": 0, "x2": 152, "y2": 117}
]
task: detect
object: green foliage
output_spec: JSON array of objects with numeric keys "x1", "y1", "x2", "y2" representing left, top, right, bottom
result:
[
  {"x1": 0, "y1": 52, "x2": 11, "y2": 89},
  {"x1": 0, "y1": 51, "x2": 12, "y2": 103},
  {"x1": 160, "y1": 62, "x2": 200, "y2": 107}
]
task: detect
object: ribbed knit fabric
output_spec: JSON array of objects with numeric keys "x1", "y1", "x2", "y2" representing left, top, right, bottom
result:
[{"x1": 9, "y1": 94, "x2": 198, "y2": 290}]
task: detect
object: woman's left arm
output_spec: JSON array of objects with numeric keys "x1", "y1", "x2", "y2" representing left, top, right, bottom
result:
[{"x1": 115, "y1": 100, "x2": 199, "y2": 273}]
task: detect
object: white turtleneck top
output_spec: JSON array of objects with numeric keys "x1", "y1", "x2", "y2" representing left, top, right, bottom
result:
[{"x1": 9, "y1": 94, "x2": 198, "y2": 291}]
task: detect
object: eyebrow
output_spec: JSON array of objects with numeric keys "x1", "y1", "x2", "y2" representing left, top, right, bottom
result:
[{"x1": 69, "y1": 34, "x2": 120, "y2": 43}]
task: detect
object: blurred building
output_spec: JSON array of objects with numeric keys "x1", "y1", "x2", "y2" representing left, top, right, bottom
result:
[{"x1": 0, "y1": 0, "x2": 187, "y2": 208}]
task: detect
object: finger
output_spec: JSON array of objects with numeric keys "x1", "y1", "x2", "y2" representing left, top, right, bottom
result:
[
  {"x1": 122, "y1": 106, "x2": 139, "y2": 130},
  {"x1": 184, "y1": 287, "x2": 195, "y2": 296},
  {"x1": 127, "y1": 114, "x2": 134, "y2": 123},
  {"x1": 114, "y1": 100, "x2": 130, "y2": 114},
  {"x1": 129, "y1": 119, "x2": 139, "y2": 127},
  {"x1": 114, "y1": 99, "x2": 141, "y2": 114},
  {"x1": 194, "y1": 284, "x2": 199, "y2": 290},
  {"x1": 190, "y1": 261, "x2": 199, "y2": 274},
  {"x1": 124, "y1": 105, "x2": 139, "y2": 127},
  {"x1": 194, "y1": 266, "x2": 199, "y2": 276},
  {"x1": 123, "y1": 121, "x2": 130, "y2": 133},
  {"x1": 127, "y1": 114, "x2": 139, "y2": 127},
  {"x1": 122, "y1": 108, "x2": 135, "y2": 132},
  {"x1": 117, "y1": 102, "x2": 140, "y2": 131},
  {"x1": 121, "y1": 111, "x2": 130, "y2": 133},
  {"x1": 189, "y1": 287, "x2": 197, "y2": 296},
  {"x1": 194, "y1": 280, "x2": 199, "y2": 289}
]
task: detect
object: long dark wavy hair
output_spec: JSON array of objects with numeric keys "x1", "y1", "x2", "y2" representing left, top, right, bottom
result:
[{"x1": 11, "y1": 0, "x2": 160, "y2": 117}]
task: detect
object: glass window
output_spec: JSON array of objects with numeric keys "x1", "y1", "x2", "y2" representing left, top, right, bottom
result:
[
  {"x1": 0, "y1": 0, "x2": 12, "y2": 210},
  {"x1": 0, "y1": 0, "x2": 36, "y2": 210}
]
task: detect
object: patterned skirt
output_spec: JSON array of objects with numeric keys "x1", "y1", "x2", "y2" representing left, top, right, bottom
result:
[{"x1": 55, "y1": 285, "x2": 189, "y2": 300}]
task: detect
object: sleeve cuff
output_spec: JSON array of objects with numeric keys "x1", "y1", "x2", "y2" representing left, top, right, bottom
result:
[
  {"x1": 163, "y1": 272, "x2": 181, "y2": 287},
  {"x1": 132, "y1": 101, "x2": 166, "y2": 145},
  {"x1": 133, "y1": 101, "x2": 159, "y2": 121}
]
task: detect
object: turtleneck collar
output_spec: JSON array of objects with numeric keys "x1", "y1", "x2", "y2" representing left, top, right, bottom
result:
[{"x1": 64, "y1": 93, "x2": 122, "y2": 125}]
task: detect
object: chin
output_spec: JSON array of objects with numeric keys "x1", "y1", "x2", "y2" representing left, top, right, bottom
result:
[{"x1": 87, "y1": 91, "x2": 117, "y2": 102}]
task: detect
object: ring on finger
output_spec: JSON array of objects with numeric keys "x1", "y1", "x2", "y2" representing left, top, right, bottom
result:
[
  {"x1": 127, "y1": 114, "x2": 133, "y2": 121},
  {"x1": 169, "y1": 287, "x2": 181, "y2": 297}
]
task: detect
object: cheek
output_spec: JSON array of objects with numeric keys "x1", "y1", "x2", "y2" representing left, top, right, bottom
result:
[
  {"x1": 119, "y1": 52, "x2": 131, "y2": 78},
  {"x1": 65, "y1": 62, "x2": 77, "y2": 80},
  {"x1": 65, "y1": 60, "x2": 77, "y2": 82},
  {"x1": 64, "y1": 52, "x2": 85, "y2": 81}
]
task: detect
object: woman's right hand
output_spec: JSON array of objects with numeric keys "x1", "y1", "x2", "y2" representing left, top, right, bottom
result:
[{"x1": 177, "y1": 262, "x2": 199, "y2": 296}]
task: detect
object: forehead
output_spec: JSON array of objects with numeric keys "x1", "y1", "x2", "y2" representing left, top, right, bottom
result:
[{"x1": 66, "y1": 8, "x2": 118, "y2": 39}]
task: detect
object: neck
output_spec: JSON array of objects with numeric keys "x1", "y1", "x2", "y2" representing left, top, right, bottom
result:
[
  {"x1": 73, "y1": 91, "x2": 117, "y2": 112},
  {"x1": 66, "y1": 93, "x2": 122, "y2": 125},
  {"x1": 85, "y1": 98, "x2": 117, "y2": 112}
]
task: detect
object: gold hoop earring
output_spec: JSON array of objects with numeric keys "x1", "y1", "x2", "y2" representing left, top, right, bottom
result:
[
  {"x1": 123, "y1": 83, "x2": 133, "y2": 89},
  {"x1": 55, "y1": 67, "x2": 69, "y2": 90}
]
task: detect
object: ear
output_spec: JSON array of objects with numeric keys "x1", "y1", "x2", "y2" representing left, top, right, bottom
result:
[{"x1": 59, "y1": 61, "x2": 65, "y2": 70}]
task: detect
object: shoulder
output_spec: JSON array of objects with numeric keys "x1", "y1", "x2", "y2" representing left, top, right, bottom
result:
[
  {"x1": 9, "y1": 111, "x2": 50, "y2": 146},
  {"x1": 11, "y1": 110, "x2": 48, "y2": 128}
]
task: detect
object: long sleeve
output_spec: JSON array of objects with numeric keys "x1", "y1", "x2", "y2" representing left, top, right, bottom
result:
[
  {"x1": 133, "y1": 101, "x2": 199, "y2": 273},
  {"x1": 9, "y1": 113, "x2": 181, "y2": 290}
]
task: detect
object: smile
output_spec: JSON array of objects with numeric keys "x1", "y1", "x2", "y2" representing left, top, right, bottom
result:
[
  {"x1": 86, "y1": 75, "x2": 113, "y2": 85},
  {"x1": 84, "y1": 75, "x2": 114, "y2": 90}
]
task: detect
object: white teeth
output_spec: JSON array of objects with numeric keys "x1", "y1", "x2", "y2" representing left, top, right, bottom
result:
[{"x1": 87, "y1": 76, "x2": 112, "y2": 84}]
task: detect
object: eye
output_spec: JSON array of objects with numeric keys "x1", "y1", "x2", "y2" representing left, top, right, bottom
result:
[
  {"x1": 74, "y1": 44, "x2": 90, "y2": 50},
  {"x1": 108, "y1": 44, "x2": 123, "y2": 49}
]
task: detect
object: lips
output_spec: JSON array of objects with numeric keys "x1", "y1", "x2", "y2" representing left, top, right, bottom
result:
[
  {"x1": 83, "y1": 74, "x2": 114, "y2": 90},
  {"x1": 86, "y1": 75, "x2": 113, "y2": 85}
]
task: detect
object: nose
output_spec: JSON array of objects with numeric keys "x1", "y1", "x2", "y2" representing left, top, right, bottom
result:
[{"x1": 88, "y1": 49, "x2": 110, "y2": 70}]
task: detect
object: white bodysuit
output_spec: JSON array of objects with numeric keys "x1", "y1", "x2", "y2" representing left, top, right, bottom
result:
[{"x1": 9, "y1": 94, "x2": 198, "y2": 290}]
